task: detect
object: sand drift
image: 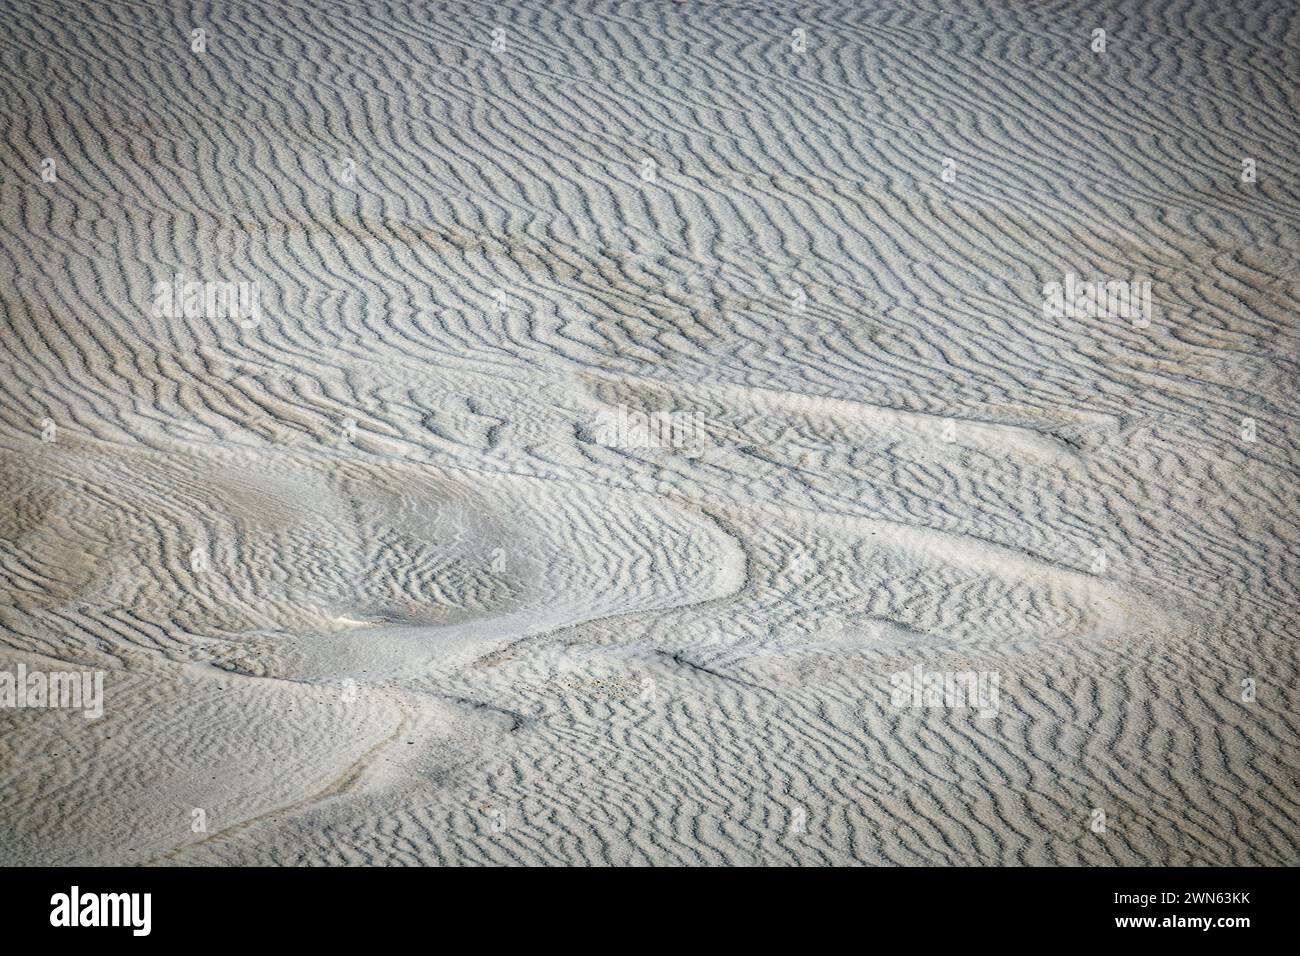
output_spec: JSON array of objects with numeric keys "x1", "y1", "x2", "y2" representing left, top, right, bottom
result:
[{"x1": 0, "y1": 0, "x2": 1297, "y2": 866}]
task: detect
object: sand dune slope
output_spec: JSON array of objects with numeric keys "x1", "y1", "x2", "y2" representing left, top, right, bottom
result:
[{"x1": 0, "y1": 0, "x2": 1297, "y2": 864}]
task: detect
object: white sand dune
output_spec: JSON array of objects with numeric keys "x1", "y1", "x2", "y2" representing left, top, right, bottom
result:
[{"x1": 0, "y1": 0, "x2": 1297, "y2": 865}]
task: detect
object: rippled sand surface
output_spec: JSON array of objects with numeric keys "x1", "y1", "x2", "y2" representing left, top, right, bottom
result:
[{"x1": 1, "y1": 0, "x2": 1297, "y2": 864}]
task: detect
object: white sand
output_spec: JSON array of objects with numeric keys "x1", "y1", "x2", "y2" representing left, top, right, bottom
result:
[{"x1": 0, "y1": 0, "x2": 1296, "y2": 864}]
